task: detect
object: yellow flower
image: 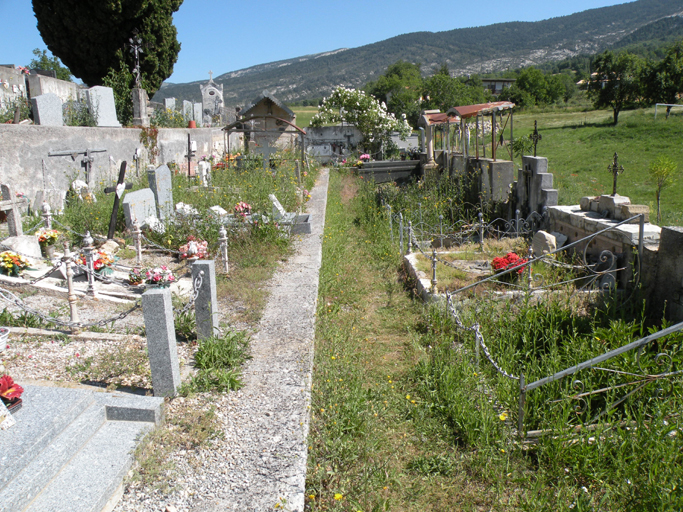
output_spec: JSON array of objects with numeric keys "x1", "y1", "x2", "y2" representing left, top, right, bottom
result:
[
  {"x1": 499, "y1": 412, "x2": 508, "y2": 421},
  {"x1": 334, "y1": 493, "x2": 343, "y2": 500},
  {"x1": 406, "y1": 394, "x2": 411, "y2": 400},
  {"x1": 308, "y1": 494, "x2": 315, "y2": 500}
]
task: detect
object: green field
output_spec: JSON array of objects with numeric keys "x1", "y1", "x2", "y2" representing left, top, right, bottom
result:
[
  {"x1": 500, "y1": 106, "x2": 683, "y2": 226},
  {"x1": 292, "y1": 106, "x2": 319, "y2": 129}
]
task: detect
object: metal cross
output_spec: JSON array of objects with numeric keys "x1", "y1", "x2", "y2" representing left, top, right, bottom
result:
[
  {"x1": 104, "y1": 162, "x2": 131, "y2": 239},
  {"x1": 128, "y1": 35, "x2": 144, "y2": 88},
  {"x1": 530, "y1": 120, "x2": 542, "y2": 157},
  {"x1": 607, "y1": 152, "x2": 625, "y2": 196},
  {"x1": 48, "y1": 148, "x2": 107, "y2": 186}
]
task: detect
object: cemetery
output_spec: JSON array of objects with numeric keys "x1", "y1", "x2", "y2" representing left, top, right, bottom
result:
[{"x1": 0, "y1": 58, "x2": 682, "y2": 511}]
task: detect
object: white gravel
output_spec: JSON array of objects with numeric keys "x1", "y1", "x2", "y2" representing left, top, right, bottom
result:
[{"x1": 115, "y1": 168, "x2": 329, "y2": 512}]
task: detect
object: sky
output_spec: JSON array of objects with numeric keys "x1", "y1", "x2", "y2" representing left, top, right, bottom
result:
[{"x1": 1, "y1": 0, "x2": 634, "y2": 84}]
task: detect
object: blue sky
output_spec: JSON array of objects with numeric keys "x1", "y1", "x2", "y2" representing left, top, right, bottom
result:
[{"x1": 1, "y1": 0, "x2": 632, "y2": 84}]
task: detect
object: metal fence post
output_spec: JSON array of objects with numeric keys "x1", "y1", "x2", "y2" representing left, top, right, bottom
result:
[
  {"x1": 63, "y1": 242, "x2": 80, "y2": 333},
  {"x1": 431, "y1": 249, "x2": 438, "y2": 293},
  {"x1": 518, "y1": 374, "x2": 526, "y2": 440},
  {"x1": 478, "y1": 212, "x2": 484, "y2": 252},
  {"x1": 219, "y1": 225, "x2": 229, "y2": 274},
  {"x1": 387, "y1": 204, "x2": 393, "y2": 242},
  {"x1": 526, "y1": 246, "x2": 534, "y2": 296},
  {"x1": 407, "y1": 221, "x2": 413, "y2": 255},
  {"x1": 515, "y1": 209, "x2": 520, "y2": 237},
  {"x1": 418, "y1": 202, "x2": 423, "y2": 224},
  {"x1": 83, "y1": 231, "x2": 96, "y2": 296},
  {"x1": 399, "y1": 213, "x2": 404, "y2": 256},
  {"x1": 133, "y1": 220, "x2": 142, "y2": 267},
  {"x1": 439, "y1": 214, "x2": 444, "y2": 248},
  {"x1": 42, "y1": 202, "x2": 52, "y2": 229},
  {"x1": 638, "y1": 213, "x2": 644, "y2": 277}
]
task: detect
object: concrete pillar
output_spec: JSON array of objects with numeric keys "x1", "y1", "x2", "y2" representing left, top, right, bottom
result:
[{"x1": 142, "y1": 287, "x2": 180, "y2": 397}]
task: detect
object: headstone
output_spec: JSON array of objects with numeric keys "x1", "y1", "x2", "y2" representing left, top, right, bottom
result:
[
  {"x1": 131, "y1": 87, "x2": 149, "y2": 127},
  {"x1": 86, "y1": 86, "x2": 121, "y2": 127},
  {"x1": 147, "y1": 165, "x2": 174, "y2": 221},
  {"x1": 193, "y1": 103, "x2": 203, "y2": 127},
  {"x1": 532, "y1": 230, "x2": 557, "y2": 256},
  {"x1": 192, "y1": 260, "x2": 219, "y2": 340},
  {"x1": 0, "y1": 184, "x2": 28, "y2": 236},
  {"x1": 209, "y1": 205, "x2": 228, "y2": 218},
  {"x1": 164, "y1": 97, "x2": 176, "y2": 111},
  {"x1": 142, "y1": 287, "x2": 180, "y2": 397},
  {"x1": 122, "y1": 188, "x2": 157, "y2": 229},
  {"x1": 269, "y1": 194, "x2": 287, "y2": 220},
  {"x1": 31, "y1": 93, "x2": 63, "y2": 126},
  {"x1": 183, "y1": 100, "x2": 192, "y2": 122},
  {"x1": 517, "y1": 156, "x2": 558, "y2": 215},
  {"x1": 175, "y1": 202, "x2": 199, "y2": 217},
  {"x1": 0, "y1": 236, "x2": 42, "y2": 260},
  {"x1": 198, "y1": 161, "x2": 211, "y2": 187},
  {"x1": 33, "y1": 189, "x2": 67, "y2": 215}
]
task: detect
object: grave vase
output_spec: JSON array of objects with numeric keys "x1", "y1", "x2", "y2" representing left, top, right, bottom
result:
[{"x1": 40, "y1": 242, "x2": 55, "y2": 259}]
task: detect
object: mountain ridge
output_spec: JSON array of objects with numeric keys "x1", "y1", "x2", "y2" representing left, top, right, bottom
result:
[{"x1": 154, "y1": 0, "x2": 683, "y2": 107}]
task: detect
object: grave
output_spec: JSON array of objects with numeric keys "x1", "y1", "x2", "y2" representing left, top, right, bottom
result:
[
  {"x1": 86, "y1": 86, "x2": 121, "y2": 127},
  {"x1": 0, "y1": 184, "x2": 28, "y2": 236},
  {"x1": 193, "y1": 103, "x2": 203, "y2": 127},
  {"x1": 122, "y1": 189, "x2": 157, "y2": 230},
  {"x1": 268, "y1": 194, "x2": 311, "y2": 234},
  {"x1": 142, "y1": 288, "x2": 181, "y2": 397},
  {"x1": 33, "y1": 189, "x2": 67, "y2": 215},
  {"x1": 516, "y1": 156, "x2": 558, "y2": 216},
  {"x1": 31, "y1": 93, "x2": 63, "y2": 126},
  {"x1": 197, "y1": 161, "x2": 211, "y2": 187},
  {"x1": 147, "y1": 164, "x2": 174, "y2": 221},
  {"x1": 183, "y1": 100, "x2": 192, "y2": 122},
  {"x1": 131, "y1": 87, "x2": 149, "y2": 127},
  {"x1": 164, "y1": 97, "x2": 176, "y2": 111}
]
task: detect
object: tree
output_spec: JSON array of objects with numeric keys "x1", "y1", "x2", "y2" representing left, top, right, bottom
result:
[
  {"x1": 365, "y1": 61, "x2": 423, "y2": 127},
  {"x1": 422, "y1": 73, "x2": 489, "y2": 113},
  {"x1": 32, "y1": 0, "x2": 182, "y2": 96},
  {"x1": 28, "y1": 48, "x2": 72, "y2": 82},
  {"x1": 648, "y1": 156, "x2": 678, "y2": 224},
  {"x1": 641, "y1": 40, "x2": 683, "y2": 117},
  {"x1": 310, "y1": 87, "x2": 411, "y2": 155},
  {"x1": 587, "y1": 51, "x2": 643, "y2": 124}
]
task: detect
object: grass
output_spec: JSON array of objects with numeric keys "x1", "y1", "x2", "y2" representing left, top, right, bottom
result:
[
  {"x1": 308, "y1": 170, "x2": 683, "y2": 510},
  {"x1": 292, "y1": 106, "x2": 319, "y2": 128}
]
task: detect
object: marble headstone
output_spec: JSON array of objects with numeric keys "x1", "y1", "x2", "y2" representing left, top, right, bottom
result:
[
  {"x1": 86, "y1": 86, "x2": 121, "y2": 127},
  {"x1": 122, "y1": 188, "x2": 157, "y2": 229},
  {"x1": 31, "y1": 93, "x2": 63, "y2": 126},
  {"x1": 147, "y1": 164, "x2": 174, "y2": 221}
]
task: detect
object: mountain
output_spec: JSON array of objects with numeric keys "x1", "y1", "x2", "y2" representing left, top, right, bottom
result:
[{"x1": 154, "y1": 0, "x2": 683, "y2": 107}]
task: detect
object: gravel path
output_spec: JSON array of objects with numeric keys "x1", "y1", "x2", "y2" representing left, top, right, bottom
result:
[{"x1": 116, "y1": 168, "x2": 329, "y2": 512}]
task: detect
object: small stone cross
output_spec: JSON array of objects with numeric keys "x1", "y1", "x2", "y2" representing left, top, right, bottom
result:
[
  {"x1": 208, "y1": 70, "x2": 213, "y2": 81},
  {"x1": 0, "y1": 184, "x2": 28, "y2": 236},
  {"x1": 531, "y1": 120, "x2": 542, "y2": 157},
  {"x1": 607, "y1": 152, "x2": 625, "y2": 196}
]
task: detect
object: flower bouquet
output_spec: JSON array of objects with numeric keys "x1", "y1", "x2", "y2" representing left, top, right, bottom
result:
[
  {"x1": 234, "y1": 201, "x2": 252, "y2": 219},
  {"x1": 145, "y1": 266, "x2": 176, "y2": 287},
  {"x1": 179, "y1": 236, "x2": 209, "y2": 260},
  {"x1": 78, "y1": 251, "x2": 114, "y2": 276},
  {"x1": 37, "y1": 229, "x2": 60, "y2": 246},
  {"x1": 0, "y1": 251, "x2": 31, "y2": 277},
  {"x1": 0, "y1": 374, "x2": 24, "y2": 413},
  {"x1": 360, "y1": 153, "x2": 371, "y2": 162},
  {"x1": 491, "y1": 252, "x2": 528, "y2": 281},
  {"x1": 128, "y1": 267, "x2": 144, "y2": 286}
]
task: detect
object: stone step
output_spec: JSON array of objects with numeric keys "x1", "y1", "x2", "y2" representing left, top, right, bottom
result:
[
  {"x1": 0, "y1": 386, "x2": 95, "y2": 491},
  {"x1": 25, "y1": 419, "x2": 155, "y2": 512}
]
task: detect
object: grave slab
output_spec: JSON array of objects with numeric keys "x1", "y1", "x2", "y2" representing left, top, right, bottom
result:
[
  {"x1": 147, "y1": 164, "x2": 174, "y2": 221},
  {"x1": 31, "y1": 93, "x2": 63, "y2": 126},
  {"x1": 122, "y1": 188, "x2": 157, "y2": 230},
  {"x1": 86, "y1": 86, "x2": 121, "y2": 127}
]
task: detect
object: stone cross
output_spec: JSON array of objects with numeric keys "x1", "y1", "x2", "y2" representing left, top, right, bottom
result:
[
  {"x1": 531, "y1": 120, "x2": 542, "y2": 157},
  {"x1": 0, "y1": 184, "x2": 28, "y2": 236},
  {"x1": 48, "y1": 148, "x2": 107, "y2": 186},
  {"x1": 607, "y1": 152, "x2": 625, "y2": 196},
  {"x1": 208, "y1": 70, "x2": 213, "y2": 81},
  {"x1": 104, "y1": 162, "x2": 132, "y2": 239}
]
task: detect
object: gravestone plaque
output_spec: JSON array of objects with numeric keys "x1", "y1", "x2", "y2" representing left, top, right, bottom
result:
[
  {"x1": 31, "y1": 93, "x2": 63, "y2": 126},
  {"x1": 122, "y1": 188, "x2": 157, "y2": 229},
  {"x1": 164, "y1": 97, "x2": 176, "y2": 111},
  {"x1": 183, "y1": 100, "x2": 192, "y2": 122},
  {"x1": 33, "y1": 189, "x2": 67, "y2": 215},
  {"x1": 147, "y1": 165, "x2": 174, "y2": 221},
  {"x1": 193, "y1": 103, "x2": 202, "y2": 126},
  {"x1": 269, "y1": 194, "x2": 287, "y2": 220},
  {"x1": 86, "y1": 86, "x2": 121, "y2": 127}
]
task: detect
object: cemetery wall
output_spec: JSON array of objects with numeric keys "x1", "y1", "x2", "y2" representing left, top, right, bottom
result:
[
  {"x1": 0, "y1": 125, "x2": 238, "y2": 199},
  {"x1": 305, "y1": 125, "x2": 363, "y2": 162},
  {"x1": 27, "y1": 74, "x2": 80, "y2": 103},
  {"x1": 0, "y1": 67, "x2": 27, "y2": 109}
]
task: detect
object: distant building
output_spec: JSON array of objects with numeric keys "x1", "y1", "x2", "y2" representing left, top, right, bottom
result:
[
  {"x1": 481, "y1": 78, "x2": 516, "y2": 95},
  {"x1": 239, "y1": 90, "x2": 298, "y2": 149}
]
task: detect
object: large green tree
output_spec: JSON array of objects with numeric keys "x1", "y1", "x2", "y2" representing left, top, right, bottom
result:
[
  {"x1": 421, "y1": 73, "x2": 489, "y2": 113},
  {"x1": 28, "y1": 48, "x2": 73, "y2": 82},
  {"x1": 587, "y1": 51, "x2": 643, "y2": 124},
  {"x1": 32, "y1": 0, "x2": 183, "y2": 95},
  {"x1": 641, "y1": 39, "x2": 683, "y2": 117},
  {"x1": 365, "y1": 60, "x2": 423, "y2": 127}
]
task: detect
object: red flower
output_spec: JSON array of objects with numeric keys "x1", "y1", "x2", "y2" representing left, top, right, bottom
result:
[
  {"x1": 0, "y1": 375, "x2": 23, "y2": 399},
  {"x1": 491, "y1": 252, "x2": 528, "y2": 274}
]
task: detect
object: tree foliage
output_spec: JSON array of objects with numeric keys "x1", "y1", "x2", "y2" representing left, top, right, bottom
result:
[
  {"x1": 28, "y1": 48, "x2": 73, "y2": 82},
  {"x1": 498, "y1": 67, "x2": 564, "y2": 107},
  {"x1": 32, "y1": 0, "x2": 182, "y2": 96},
  {"x1": 422, "y1": 73, "x2": 490, "y2": 113},
  {"x1": 311, "y1": 87, "x2": 411, "y2": 154},
  {"x1": 365, "y1": 61, "x2": 423, "y2": 127},
  {"x1": 648, "y1": 156, "x2": 678, "y2": 224},
  {"x1": 641, "y1": 39, "x2": 683, "y2": 116},
  {"x1": 587, "y1": 51, "x2": 643, "y2": 124}
]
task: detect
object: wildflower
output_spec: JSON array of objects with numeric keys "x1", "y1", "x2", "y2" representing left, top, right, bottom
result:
[
  {"x1": 499, "y1": 412, "x2": 508, "y2": 421},
  {"x1": 334, "y1": 493, "x2": 343, "y2": 500}
]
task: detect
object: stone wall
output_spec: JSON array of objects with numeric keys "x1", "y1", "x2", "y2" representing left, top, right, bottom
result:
[
  {"x1": 0, "y1": 125, "x2": 240, "y2": 197},
  {"x1": 305, "y1": 125, "x2": 362, "y2": 162},
  {"x1": 27, "y1": 74, "x2": 80, "y2": 104},
  {"x1": 650, "y1": 227, "x2": 683, "y2": 322},
  {"x1": 0, "y1": 67, "x2": 27, "y2": 110}
]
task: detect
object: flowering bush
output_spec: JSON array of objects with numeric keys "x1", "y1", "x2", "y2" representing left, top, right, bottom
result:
[
  {"x1": 179, "y1": 236, "x2": 209, "y2": 260},
  {"x1": 491, "y1": 252, "x2": 528, "y2": 275},
  {"x1": 0, "y1": 251, "x2": 30, "y2": 276},
  {"x1": 234, "y1": 201, "x2": 252, "y2": 218},
  {"x1": 78, "y1": 251, "x2": 114, "y2": 274},
  {"x1": 37, "y1": 229, "x2": 60, "y2": 245},
  {"x1": 0, "y1": 375, "x2": 23, "y2": 401},
  {"x1": 310, "y1": 87, "x2": 411, "y2": 154},
  {"x1": 145, "y1": 266, "x2": 176, "y2": 286}
]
